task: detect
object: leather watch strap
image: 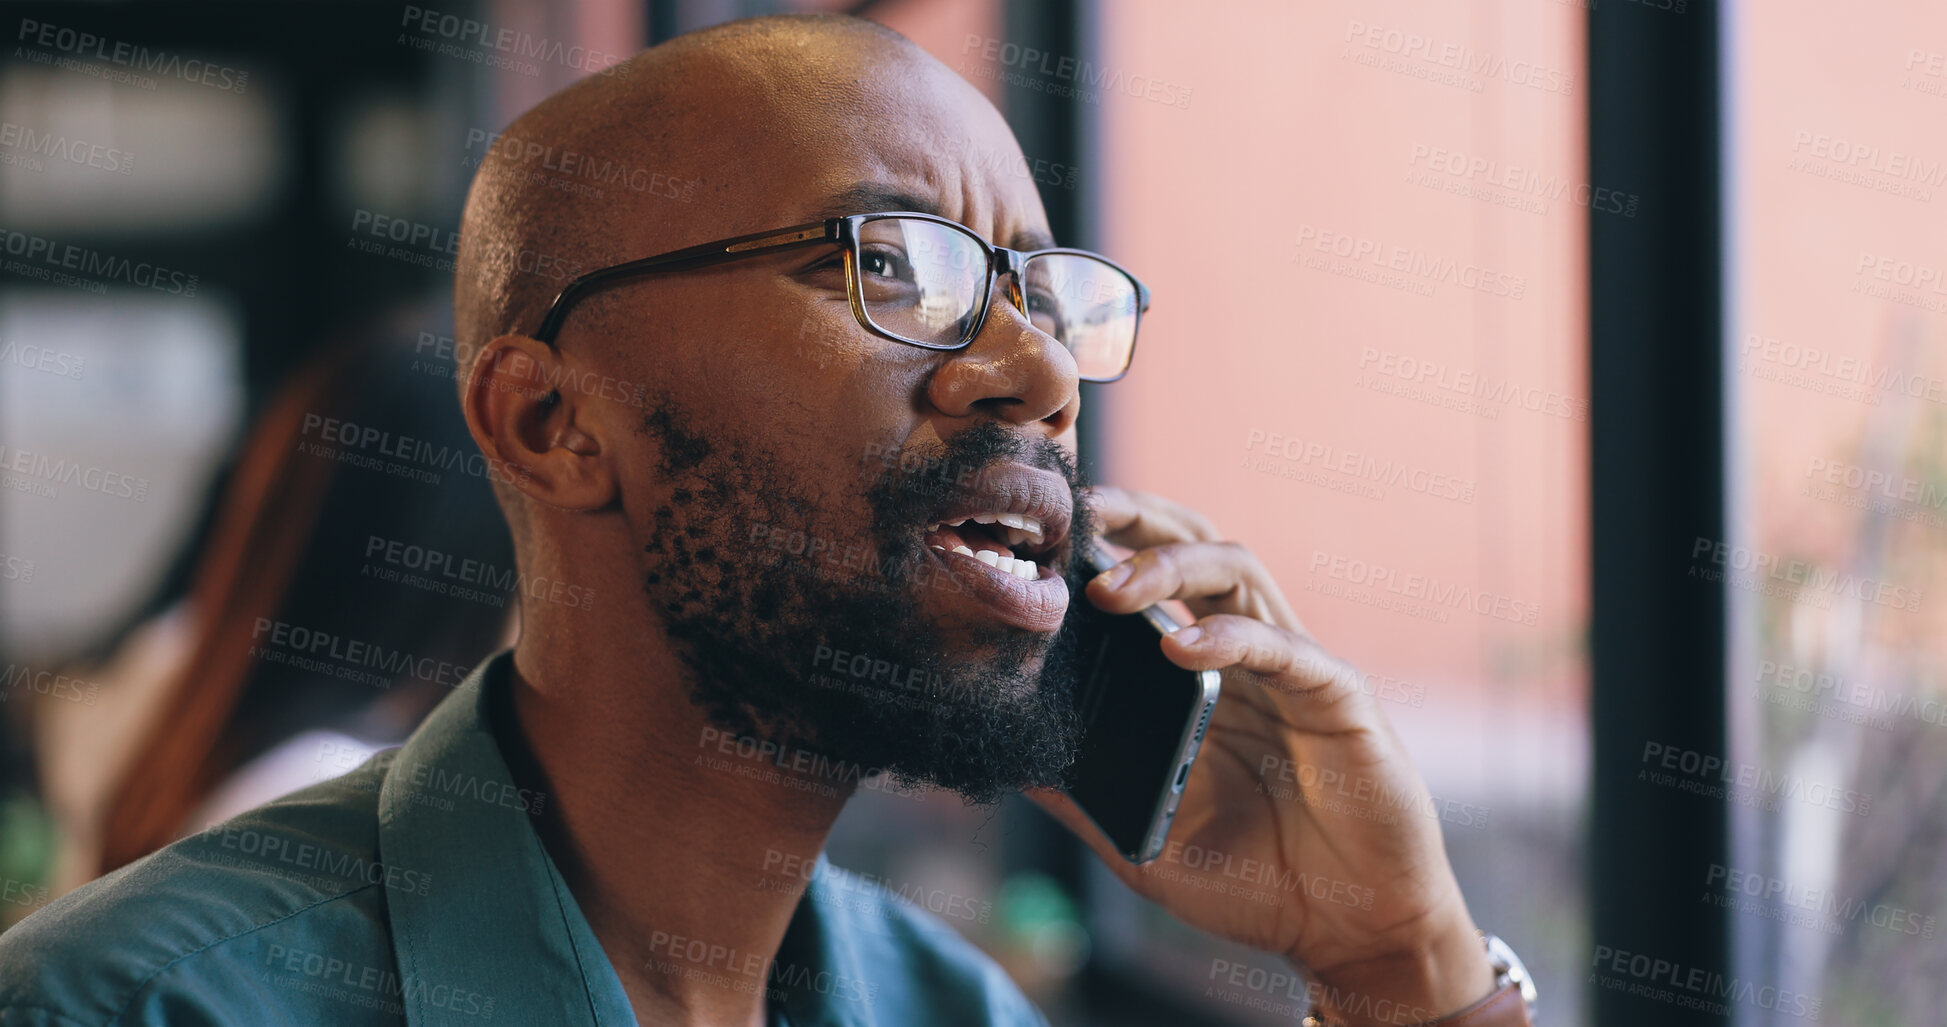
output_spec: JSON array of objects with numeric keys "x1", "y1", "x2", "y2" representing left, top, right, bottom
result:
[
  {"x1": 1421, "y1": 978, "x2": 1531, "y2": 1026},
  {"x1": 1300, "y1": 931, "x2": 1536, "y2": 1027},
  {"x1": 1301, "y1": 978, "x2": 1532, "y2": 1027}
]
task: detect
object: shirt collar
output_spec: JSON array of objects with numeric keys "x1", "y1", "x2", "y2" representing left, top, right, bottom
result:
[
  {"x1": 378, "y1": 650, "x2": 635, "y2": 1026},
  {"x1": 375, "y1": 651, "x2": 875, "y2": 1027}
]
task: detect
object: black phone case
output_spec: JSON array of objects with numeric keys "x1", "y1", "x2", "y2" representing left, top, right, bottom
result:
[{"x1": 1065, "y1": 540, "x2": 1223, "y2": 862}]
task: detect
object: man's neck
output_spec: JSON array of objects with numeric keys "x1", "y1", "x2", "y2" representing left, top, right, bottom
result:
[{"x1": 500, "y1": 630, "x2": 854, "y2": 1027}]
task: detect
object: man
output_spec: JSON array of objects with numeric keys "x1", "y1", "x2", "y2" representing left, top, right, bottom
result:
[{"x1": 0, "y1": 15, "x2": 1534, "y2": 1027}]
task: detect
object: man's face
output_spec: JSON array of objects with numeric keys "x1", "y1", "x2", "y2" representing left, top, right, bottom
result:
[{"x1": 580, "y1": 42, "x2": 1096, "y2": 802}]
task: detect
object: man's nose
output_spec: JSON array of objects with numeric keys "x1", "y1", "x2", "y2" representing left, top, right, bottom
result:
[{"x1": 925, "y1": 272, "x2": 1080, "y2": 433}]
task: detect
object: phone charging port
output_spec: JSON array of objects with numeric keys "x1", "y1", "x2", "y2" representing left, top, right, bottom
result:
[{"x1": 1173, "y1": 763, "x2": 1191, "y2": 791}]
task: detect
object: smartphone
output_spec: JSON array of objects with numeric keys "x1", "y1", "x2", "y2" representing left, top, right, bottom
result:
[{"x1": 1063, "y1": 538, "x2": 1223, "y2": 864}]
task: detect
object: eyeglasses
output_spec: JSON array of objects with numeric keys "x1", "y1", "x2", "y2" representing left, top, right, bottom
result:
[{"x1": 531, "y1": 210, "x2": 1150, "y2": 383}]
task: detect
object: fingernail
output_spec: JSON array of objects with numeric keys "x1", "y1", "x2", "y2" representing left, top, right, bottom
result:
[
  {"x1": 1171, "y1": 626, "x2": 1202, "y2": 646},
  {"x1": 1093, "y1": 562, "x2": 1134, "y2": 590}
]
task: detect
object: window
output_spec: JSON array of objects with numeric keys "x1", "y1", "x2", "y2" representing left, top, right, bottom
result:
[
  {"x1": 1729, "y1": 4, "x2": 1947, "y2": 1023},
  {"x1": 1091, "y1": 4, "x2": 1589, "y2": 1023}
]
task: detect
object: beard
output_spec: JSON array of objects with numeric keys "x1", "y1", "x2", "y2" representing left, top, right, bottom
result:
[{"x1": 639, "y1": 403, "x2": 1096, "y2": 805}]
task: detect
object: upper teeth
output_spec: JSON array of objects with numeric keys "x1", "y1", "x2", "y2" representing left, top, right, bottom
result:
[{"x1": 925, "y1": 513, "x2": 1045, "y2": 550}]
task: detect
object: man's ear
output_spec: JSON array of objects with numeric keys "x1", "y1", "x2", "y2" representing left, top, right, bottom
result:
[{"x1": 461, "y1": 334, "x2": 615, "y2": 511}]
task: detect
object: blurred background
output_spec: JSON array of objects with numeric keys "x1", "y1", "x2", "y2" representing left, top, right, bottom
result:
[{"x1": 0, "y1": 1, "x2": 1940, "y2": 1024}]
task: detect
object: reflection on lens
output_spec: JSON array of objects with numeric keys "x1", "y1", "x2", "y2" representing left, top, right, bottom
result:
[
  {"x1": 854, "y1": 217, "x2": 1139, "y2": 379},
  {"x1": 1025, "y1": 253, "x2": 1137, "y2": 381},
  {"x1": 859, "y1": 218, "x2": 986, "y2": 346}
]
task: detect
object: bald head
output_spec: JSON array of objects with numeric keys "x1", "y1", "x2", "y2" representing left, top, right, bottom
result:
[
  {"x1": 454, "y1": 14, "x2": 973, "y2": 361},
  {"x1": 453, "y1": 12, "x2": 1065, "y2": 550}
]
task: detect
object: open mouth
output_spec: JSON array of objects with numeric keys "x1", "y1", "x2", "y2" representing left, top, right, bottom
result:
[
  {"x1": 902, "y1": 462, "x2": 1074, "y2": 632},
  {"x1": 924, "y1": 513, "x2": 1052, "y2": 580}
]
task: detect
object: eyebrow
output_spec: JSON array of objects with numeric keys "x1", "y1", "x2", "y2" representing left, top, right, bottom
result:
[{"x1": 810, "y1": 183, "x2": 1058, "y2": 252}]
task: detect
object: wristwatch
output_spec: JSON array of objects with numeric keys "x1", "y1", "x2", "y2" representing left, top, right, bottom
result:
[{"x1": 1300, "y1": 932, "x2": 1537, "y2": 1027}]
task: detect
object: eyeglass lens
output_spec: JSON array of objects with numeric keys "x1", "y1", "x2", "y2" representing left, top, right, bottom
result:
[{"x1": 855, "y1": 217, "x2": 1138, "y2": 380}]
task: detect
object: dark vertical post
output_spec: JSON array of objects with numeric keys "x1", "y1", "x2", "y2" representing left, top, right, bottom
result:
[
  {"x1": 646, "y1": 0, "x2": 680, "y2": 46},
  {"x1": 1001, "y1": 0, "x2": 1103, "y2": 475},
  {"x1": 994, "y1": 0, "x2": 1092, "y2": 924},
  {"x1": 1588, "y1": 2, "x2": 1729, "y2": 1024},
  {"x1": 649, "y1": 0, "x2": 768, "y2": 45}
]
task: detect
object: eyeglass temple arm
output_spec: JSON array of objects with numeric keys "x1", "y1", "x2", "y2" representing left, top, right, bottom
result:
[{"x1": 532, "y1": 220, "x2": 839, "y2": 344}]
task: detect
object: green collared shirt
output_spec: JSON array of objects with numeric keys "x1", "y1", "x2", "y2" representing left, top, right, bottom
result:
[{"x1": 0, "y1": 652, "x2": 1048, "y2": 1026}]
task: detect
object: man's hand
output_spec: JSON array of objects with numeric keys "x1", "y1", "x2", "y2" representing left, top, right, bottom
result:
[{"x1": 1029, "y1": 486, "x2": 1495, "y2": 1027}]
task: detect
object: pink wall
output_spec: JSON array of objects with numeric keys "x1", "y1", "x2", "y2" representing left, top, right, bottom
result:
[{"x1": 1095, "y1": 0, "x2": 1589, "y2": 716}]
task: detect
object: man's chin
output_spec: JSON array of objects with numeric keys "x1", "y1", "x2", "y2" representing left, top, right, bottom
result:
[
  {"x1": 777, "y1": 595, "x2": 1082, "y2": 803},
  {"x1": 918, "y1": 636, "x2": 1055, "y2": 703}
]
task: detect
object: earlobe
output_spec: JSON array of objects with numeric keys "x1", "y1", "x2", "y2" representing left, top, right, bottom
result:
[{"x1": 461, "y1": 334, "x2": 617, "y2": 511}]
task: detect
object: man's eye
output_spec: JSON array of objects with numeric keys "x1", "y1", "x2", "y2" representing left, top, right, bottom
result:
[{"x1": 859, "y1": 247, "x2": 913, "y2": 280}]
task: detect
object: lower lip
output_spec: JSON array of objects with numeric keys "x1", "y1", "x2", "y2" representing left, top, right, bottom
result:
[{"x1": 927, "y1": 547, "x2": 1070, "y2": 632}]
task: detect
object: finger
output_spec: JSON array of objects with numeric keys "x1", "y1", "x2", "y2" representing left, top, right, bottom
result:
[
  {"x1": 1162, "y1": 614, "x2": 1373, "y2": 728},
  {"x1": 1085, "y1": 486, "x2": 1222, "y2": 549},
  {"x1": 1087, "y1": 540, "x2": 1296, "y2": 625}
]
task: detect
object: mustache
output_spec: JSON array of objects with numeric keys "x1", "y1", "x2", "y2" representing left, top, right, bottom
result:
[{"x1": 863, "y1": 423, "x2": 1090, "y2": 524}]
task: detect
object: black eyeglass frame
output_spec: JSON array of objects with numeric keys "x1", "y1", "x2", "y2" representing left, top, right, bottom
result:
[{"x1": 529, "y1": 210, "x2": 1151, "y2": 383}]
